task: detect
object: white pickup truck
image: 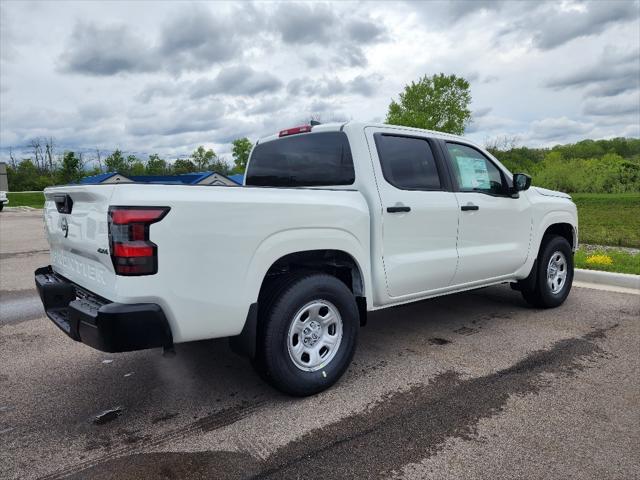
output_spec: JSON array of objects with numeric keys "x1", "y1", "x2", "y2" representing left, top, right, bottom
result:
[{"x1": 35, "y1": 122, "x2": 578, "y2": 396}]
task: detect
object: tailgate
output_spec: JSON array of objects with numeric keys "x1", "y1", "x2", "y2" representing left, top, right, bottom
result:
[{"x1": 44, "y1": 185, "x2": 117, "y2": 299}]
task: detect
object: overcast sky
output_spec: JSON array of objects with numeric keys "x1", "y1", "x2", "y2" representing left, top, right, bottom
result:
[{"x1": 1, "y1": 0, "x2": 639, "y2": 162}]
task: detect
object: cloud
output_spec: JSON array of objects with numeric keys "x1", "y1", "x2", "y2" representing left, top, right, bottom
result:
[
  {"x1": 583, "y1": 94, "x2": 640, "y2": 117},
  {"x1": 287, "y1": 74, "x2": 382, "y2": 97},
  {"x1": 504, "y1": 0, "x2": 639, "y2": 50},
  {"x1": 348, "y1": 74, "x2": 383, "y2": 96},
  {"x1": 466, "y1": 108, "x2": 517, "y2": 134},
  {"x1": 529, "y1": 116, "x2": 594, "y2": 141},
  {"x1": 530, "y1": 1, "x2": 639, "y2": 50},
  {"x1": 136, "y1": 81, "x2": 185, "y2": 103},
  {"x1": 190, "y1": 66, "x2": 283, "y2": 98},
  {"x1": 409, "y1": 0, "x2": 503, "y2": 24},
  {"x1": 271, "y1": 3, "x2": 336, "y2": 44},
  {"x1": 59, "y1": 5, "x2": 251, "y2": 76},
  {"x1": 158, "y1": 5, "x2": 242, "y2": 71},
  {"x1": 59, "y1": 22, "x2": 156, "y2": 75},
  {"x1": 472, "y1": 107, "x2": 492, "y2": 118},
  {"x1": 126, "y1": 103, "x2": 226, "y2": 136},
  {"x1": 270, "y1": 3, "x2": 386, "y2": 68},
  {"x1": 346, "y1": 19, "x2": 387, "y2": 43},
  {"x1": 544, "y1": 46, "x2": 640, "y2": 98},
  {"x1": 247, "y1": 97, "x2": 288, "y2": 115}
]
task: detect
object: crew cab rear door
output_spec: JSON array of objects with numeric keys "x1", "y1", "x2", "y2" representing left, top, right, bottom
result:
[{"x1": 365, "y1": 127, "x2": 459, "y2": 298}]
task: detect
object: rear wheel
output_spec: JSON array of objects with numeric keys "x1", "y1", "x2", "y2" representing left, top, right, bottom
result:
[
  {"x1": 253, "y1": 273, "x2": 359, "y2": 396},
  {"x1": 0, "y1": 203, "x2": 4, "y2": 212},
  {"x1": 520, "y1": 235, "x2": 574, "y2": 308}
]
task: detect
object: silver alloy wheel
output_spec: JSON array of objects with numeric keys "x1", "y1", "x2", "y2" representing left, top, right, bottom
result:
[
  {"x1": 287, "y1": 300, "x2": 343, "y2": 372},
  {"x1": 547, "y1": 250, "x2": 568, "y2": 294}
]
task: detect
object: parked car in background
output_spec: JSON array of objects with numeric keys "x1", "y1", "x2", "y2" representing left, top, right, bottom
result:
[
  {"x1": 0, "y1": 191, "x2": 8, "y2": 211},
  {"x1": 35, "y1": 122, "x2": 578, "y2": 396},
  {"x1": 0, "y1": 161, "x2": 8, "y2": 211}
]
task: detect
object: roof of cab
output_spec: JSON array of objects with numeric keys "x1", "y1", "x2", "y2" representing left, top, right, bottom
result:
[{"x1": 256, "y1": 121, "x2": 470, "y2": 146}]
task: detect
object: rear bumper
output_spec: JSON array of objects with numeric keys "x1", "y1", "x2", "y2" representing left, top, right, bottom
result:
[{"x1": 34, "y1": 266, "x2": 172, "y2": 353}]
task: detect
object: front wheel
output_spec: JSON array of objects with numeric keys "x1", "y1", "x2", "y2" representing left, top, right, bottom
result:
[
  {"x1": 520, "y1": 235, "x2": 574, "y2": 308},
  {"x1": 253, "y1": 273, "x2": 359, "y2": 396}
]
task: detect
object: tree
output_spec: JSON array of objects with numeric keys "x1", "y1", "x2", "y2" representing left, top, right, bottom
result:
[
  {"x1": 129, "y1": 159, "x2": 146, "y2": 176},
  {"x1": 386, "y1": 73, "x2": 472, "y2": 135},
  {"x1": 146, "y1": 154, "x2": 168, "y2": 175},
  {"x1": 104, "y1": 149, "x2": 127, "y2": 173},
  {"x1": 231, "y1": 137, "x2": 253, "y2": 173},
  {"x1": 172, "y1": 158, "x2": 197, "y2": 175},
  {"x1": 210, "y1": 157, "x2": 232, "y2": 176},
  {"x1": 191, "y1": 146, "x2": 217, "y2": 171},
  {"x1": 58, "y1": 151, "x2": 83, "y2": 184}
]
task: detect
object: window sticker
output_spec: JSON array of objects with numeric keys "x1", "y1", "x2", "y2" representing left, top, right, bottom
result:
[{"x1": 456, "y1": 156, "x2": 490, "y2": 189}]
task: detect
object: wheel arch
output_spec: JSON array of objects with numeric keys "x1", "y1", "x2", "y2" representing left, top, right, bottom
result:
[
  {"x1": 231, "y1": 230, "x2": 370, "y2": 358},
  {"x1": 535, "y1": 211, "x2": 578, "y2": 255},
  {"x1": 543, "y1": 222, "x2": 576, "y2": 251}
]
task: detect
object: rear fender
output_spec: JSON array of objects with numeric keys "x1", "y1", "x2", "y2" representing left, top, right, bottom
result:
[{"x1": 244, "y1": 228, "x2": 370, "y2": 307}]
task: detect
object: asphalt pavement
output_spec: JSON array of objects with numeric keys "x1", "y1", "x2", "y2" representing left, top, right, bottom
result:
[{"x1": 1, "y1": 209, "x2": 638, "y2": 480}]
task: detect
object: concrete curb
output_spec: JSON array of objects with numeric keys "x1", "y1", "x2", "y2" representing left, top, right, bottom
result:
[{"x1": 575, "y1": 269, "x2": 640, "y2": 290}]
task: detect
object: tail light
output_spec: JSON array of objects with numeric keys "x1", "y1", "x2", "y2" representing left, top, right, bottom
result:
[{"x1": 108, "y1": 206, "x2": 170, "y2": 276}]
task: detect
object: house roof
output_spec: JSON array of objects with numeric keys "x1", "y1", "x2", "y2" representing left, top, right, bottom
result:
[
  {"x1": 128, "y1": 173, "x2": 213, "y2": 184},
  {"x1": 79, "y1": 172, "x2": 120, "y2": 184},
  {"x1": 228, "y1": 174, "x2": 244, "y2": 185},
  {"x1": 78, "y1": 171, "x2": 244, "y2": 185}
]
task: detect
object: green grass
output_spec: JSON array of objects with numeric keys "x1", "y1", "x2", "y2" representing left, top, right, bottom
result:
[
  {"x1": 6, "y1": 191, "x2": 45, "y2": 208},
  {"x1": 575, "y1": 248, "x2": 640, "y2": 275},
  {"x1": 572, "y1": 193, "x2": 640, "y2": 248}
]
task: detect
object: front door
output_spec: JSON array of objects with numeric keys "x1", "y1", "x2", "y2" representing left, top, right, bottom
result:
[
  {"x1": 443, "y1": 142, "x2": 532, "y2": 285},
  {"x1": 367, "y1": 129, "x2": 460, "y2": 298}
]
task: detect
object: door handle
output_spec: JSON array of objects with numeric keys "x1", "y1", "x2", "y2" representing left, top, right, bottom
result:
[
  {"x1": 461, "y1": 204, "x2": 479, "y2": 211},
  {"x1": 387, "y1": 206, "x2": 411, "y2": 213}
]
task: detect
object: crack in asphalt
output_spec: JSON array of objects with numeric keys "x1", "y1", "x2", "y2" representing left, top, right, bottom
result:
[{"x1": 59, "y1": 325, "x2": 617, "y2": 480}]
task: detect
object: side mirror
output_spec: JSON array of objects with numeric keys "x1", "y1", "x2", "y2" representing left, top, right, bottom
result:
[{"x1": 513, "y1": 173, "x2": 531, "y2": 192}]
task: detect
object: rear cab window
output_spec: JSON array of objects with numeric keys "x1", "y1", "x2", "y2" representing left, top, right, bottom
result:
[{"x1": 246, "y1": 132, "x2": 355, "y2": 187}]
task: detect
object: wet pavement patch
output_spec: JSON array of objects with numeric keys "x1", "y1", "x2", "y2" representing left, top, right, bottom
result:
[
  {"x1": 93, "y1": 407, "x2": 124, "y2": 426},
  {"x1": 59, "y1": 325, "x2": 617, "y2": 480},
  {"x1": 151, "y1": 412, "x2": 179, "y2": 424},
  {"x1": 258, "y1": 325, "x2": 616, "y2": 479},
  {"x1": 454, "y1": 326, "x2": 478, "y2": 336},
  {"x1": 65, "y1": 451, "x2": 261, "y2": 480},
  {"x1": 428, "y1": 337, "x2": 451, "y2": 345}
]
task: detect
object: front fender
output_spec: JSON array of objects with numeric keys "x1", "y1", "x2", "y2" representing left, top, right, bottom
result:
[{"x1": 514, "y1": 209, "x2": 578, "y2": 279}]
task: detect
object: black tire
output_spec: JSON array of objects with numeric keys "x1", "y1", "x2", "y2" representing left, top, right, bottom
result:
[
  {"x1": 520, "y1": 235, "x2": 574, "y2": 308},
  {"x1": 0, "y1": 203, "x2": 4, "y2": 212},
  {"x1": 253, "y1": 273, "x2": 359, "y2": 396}
]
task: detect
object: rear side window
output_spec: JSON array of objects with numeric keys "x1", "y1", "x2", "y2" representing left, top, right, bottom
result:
[
  {"x1": 375, "y1": 134, "x2": 442, "y2": 190},
  {"x1": 246, "y1": 132, "x2": 355, "y2": 187}
]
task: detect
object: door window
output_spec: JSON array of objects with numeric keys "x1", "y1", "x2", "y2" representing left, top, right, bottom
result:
[
  {"x1": 446, "y1": 143, "x2": 506, "y2": 195},
  {"x1": 375, "y1": 135, "x2": 442, "y2": 190}
]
